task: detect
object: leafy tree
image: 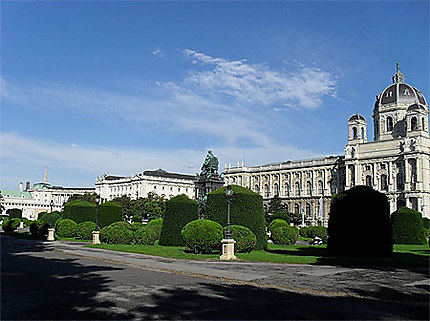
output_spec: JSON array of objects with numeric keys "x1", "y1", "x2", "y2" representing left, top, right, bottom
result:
[
  {"x1": 111, "y1": 195, "x2": 133, "y2": 221},
  {"x1": 267, "y1": 194, "x2": 287, "y2": 214},
  {"x1": 289, "y1": 211, "x2": 302, "y2": 226},
  {"x1": 65, "y1": 193, "x2": 98, "y2": 205}
]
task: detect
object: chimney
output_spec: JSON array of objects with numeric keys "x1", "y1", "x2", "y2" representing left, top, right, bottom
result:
[
  {"x1": 19, "y1": 182, "x2": 23, "y2": 192},
  {"x1": 26, "y1": 182, "x2": 30, "y2": 190}
]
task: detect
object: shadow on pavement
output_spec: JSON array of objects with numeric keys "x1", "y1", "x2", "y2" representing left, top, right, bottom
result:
[{"x1": 1, "y1": 235, "x2": 132, "y2": 320}]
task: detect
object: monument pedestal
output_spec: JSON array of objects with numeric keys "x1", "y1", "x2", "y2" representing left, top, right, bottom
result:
[
  {"x1": 220, "y1": 238, "x2": 237, "y2": 260},
  {"x1": 47, "y1": 228, "x2": 55, "y2": 241},
  {"x1": 19, "y1": 221, "x2": 24, "y2": 229},
  {"x1": 92, "y1": 230, "x2": 101, "y2": 245}
]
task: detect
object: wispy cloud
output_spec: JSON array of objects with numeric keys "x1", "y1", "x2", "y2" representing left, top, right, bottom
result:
[{"x1": 152, "y1": 47, "x2": 166, "y2": 58}]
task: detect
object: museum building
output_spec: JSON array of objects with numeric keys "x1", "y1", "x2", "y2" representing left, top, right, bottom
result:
[{"x1": 224, "y1": 65, "x2": 430, "y2": 225}]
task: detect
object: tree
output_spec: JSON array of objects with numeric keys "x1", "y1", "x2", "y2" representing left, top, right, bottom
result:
[
  {"x1": 266, "y1": 194, "x2": 288, "y2": 224},
  {"x1": 288, "y1": 212, "x2": 302, "y2": 226},
  {"x1": 111, "y1": 195, "x2": 133, "y2": 221},
  {"x1": 64, "y1": 193, "x2": 97, "y2": 205}
]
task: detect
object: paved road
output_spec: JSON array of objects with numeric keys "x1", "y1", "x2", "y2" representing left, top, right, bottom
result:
[{"x1": 1, "y1": 235, "x2": 429, "y2": 320}]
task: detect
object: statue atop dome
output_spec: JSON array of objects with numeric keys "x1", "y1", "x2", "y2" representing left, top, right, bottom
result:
[{"x1": 392, "y1": 61, "x2": 405, "y2": 84}]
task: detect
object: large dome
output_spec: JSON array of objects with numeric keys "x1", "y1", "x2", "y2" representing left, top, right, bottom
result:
[{"x1": 376, "y1": 63, "x2": 427, "y2": 108}]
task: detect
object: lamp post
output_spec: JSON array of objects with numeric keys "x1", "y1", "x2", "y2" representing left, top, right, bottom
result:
[
  {"x1": 47, "y1": 199, "x2": 55, "y2": 241},
  {"x1": 92, "y1": 195, "x2": 101, "y2": 244},
  {"x1": 220, "y1": 185, "x2": 236, "y2": 260}
]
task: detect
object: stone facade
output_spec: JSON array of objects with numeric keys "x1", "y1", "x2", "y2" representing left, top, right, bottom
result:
[
  {"x1": 224, "y1": 65, "x2": 429, "y2": 225},
  {"x1": 95, "y1": 169, "x2": 195, "y2": 201}
]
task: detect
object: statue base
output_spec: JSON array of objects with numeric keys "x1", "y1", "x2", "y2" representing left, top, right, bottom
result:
[
  {"x1": 92, "y1": 230, "x2": 101, "y2": 245},
  {"x1": 47, "y1": 228, "x2": 55, "y2": 241},
  {"x1": 19, "y1": 221, "x2": 24, "y2": 229},
  {"x1": 220, "y1": 238, "x2": 237, "y2": 260}
]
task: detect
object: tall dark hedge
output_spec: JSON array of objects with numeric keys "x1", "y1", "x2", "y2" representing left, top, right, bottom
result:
[
  {"x1": 391, "y1": 207, "x2": 427, "y2": 245},
  {"x1": 62, "y1": 200, "x2": 122, "y2": 228},
  {"x1": 327, "y1": 186, "x2": 392, "y2": 256},
  {"x1": 40, "y1": 211, "x2": 62, "y2": 227},
  {"x1": 159, "y1": 194, "x2": 198, "y2": 246},
  {"x1": 205, "y1": 185, "x2": 267, "y2": 250}
]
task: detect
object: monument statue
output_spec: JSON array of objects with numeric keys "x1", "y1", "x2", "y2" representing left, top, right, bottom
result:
[{"x1": 194, "y1": 150, "x2": 224, "y2": 218}]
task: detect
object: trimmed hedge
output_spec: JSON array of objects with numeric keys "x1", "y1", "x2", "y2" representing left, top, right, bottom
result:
[
  {"x1": 159, "y1": 195, "x2": 198, "y2": 246},
  {"x1": 307, "y1": 226, "x2": 327, "y2": 238},
  {"x1": 131, "y1": 222, "x2": 144, "y2": 232},
  {"x1": 62, "y1": 200, "x2": 122, "y2": 228},
  {"x1": 327, "y1": 186, "x2": 392, "y2": 256},
  {"x1": 40, "y1": 211, "x2": 62, "y2": 227},
  {"x1": 181, "y1": 219, "x2": 223, "y2": 253},
  {"x1": 206, "y1": 185, "x2": 267, "y2": 250},
  {"x1": 147, "y1": 218, "x2": 163, "y2": 239},
  {"x1": 8, "y1": 208, "x2": 22, "y2": 219},
  {"x1": 422, "y1": 218, "x2": 430, "y2": 229},
  {"x1": 56, "y1": 219, "x2": 78, "y2": 238},
  {"x1": 299, "y1": 227, "x2": 309, "y2": 237},
  {"x1": 223, "y1": 225, "x2": 257, "y2": 253},
  {"x1": 134, "y1": 226, "x2": 158, "y2": 245},
  {"x1": 100, "y1": 222, "x2": 134, "y2": 244},
  {"x1": 268, "y1": 219, "x2": 290, "y2": 234},
  {"x1": 267, "y1": 211, "x2": 290, "y2": 225},
  {"x1": 30, "y1": 220, "x2": 50, "y2": 239},
  {"x1": 76, "y1": 221, "x2": 96, "y2": 240},
  {"x1": 2, "y1": 218, "x2": 20, "y2": 233},
  {"x1": 391, "y1": 207, "x2": 427, "y2": 245},
  {"x1": 37, "y1": 211, "x2": 48, "y2": 220},
  {"x1": 271, "y1": 226, "x2": 298, "y2": 245}
]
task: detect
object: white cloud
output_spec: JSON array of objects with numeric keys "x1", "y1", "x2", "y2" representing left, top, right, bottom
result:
[{"x1": 152, "y1": 47, "x2": 165, "y2": 58}]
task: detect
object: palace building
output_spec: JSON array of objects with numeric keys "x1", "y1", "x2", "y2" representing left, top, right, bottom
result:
[{"x1": 224, "y1": 65, "x2": 430, "y2": 225}]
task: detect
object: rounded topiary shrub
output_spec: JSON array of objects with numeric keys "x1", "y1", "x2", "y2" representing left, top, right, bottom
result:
[
  {"x1": 134, "y1": 226, "x2": 158, "y2": 245},
  {"x1": 56, "y1": 219, "x2": 78, "y2": 238},
  {"x1": 271, "y1": 226, "x2": 298, "y2": 245},
  {"x1": 100, "y1": 223, "x2": 134, "y2": 244},
  {"x1": 206, "y1": 185, "x2": 267, "y2": 250},
  {"x1": 147, "y1": 218, "x2": 163, "y2": 239},
  {"x1": 391, "y1": 207, "x2": 427, "y2": 245},
  {"x1": 268, "y1": 219, "x2": 290, "y2": 234},
  {"x1": 40, "y1": 211, "x2": 62, "y2": 227},
  {"x1": 327, "y1": 186, "x2": 392, "y2": 256},
  {"x1": 23, "y1": 219, "x2": 33, "y2": 228},
  {"x1": 307, "y1": 226, "x2": 327, "y2": 239},
  {"x1": 422, "y1": 217, "x2": 430, "y2": 230},
  {"x1": 76, "y1": 221, "x2": 96, "y2": 240},
  {"x1": 29, "y1": 220, "x2": 50, "y2": 239},
  {"x1": 2, "y1": 218, "x2": 20, "y2": 233},
  {"x1": 8, "y1": 208, "x2": 22, "y2": 219},
  {"x1": 181, "y1": 219, "x2": 223, "y2": 253},
  {"x1": 299, "y1": 226, "x2": 309, "y2": 237},
  {"x1": 159, "y1": 195, "x2": 198, "y2": 246},
  {"x1": 267, "y1": 211, "x2": 290, "y2": 225},
  {"x1": 223, "y1": 225, "x2": 257, "y2": 253}
]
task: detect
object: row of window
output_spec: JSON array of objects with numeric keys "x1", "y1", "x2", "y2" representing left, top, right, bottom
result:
[{"x1": 256, "y1": 181, "x2": 325, "y2": 198}]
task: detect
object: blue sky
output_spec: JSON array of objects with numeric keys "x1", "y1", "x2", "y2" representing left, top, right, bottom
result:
[{"x1": 1, "y1": 1, "x2": 429, "y2": 190}]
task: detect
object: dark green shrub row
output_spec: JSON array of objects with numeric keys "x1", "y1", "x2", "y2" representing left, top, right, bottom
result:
[
  {"x1": 131, "y1": 222, "x2": 144, "y2": 231},
  {"x1": 2, "y1": 218, "x2": 20, "y2": 233},
  {"x1": 100, "y1": 222, "x2": 134, "y2": 244},
  {"x1": 159, "y1": 195, "x2": 198, "y2": 246},
  {"x1": 181, "y1": 219, "x2": 223, "y2": 253},
  {"x1": 422, "y1": 217, "x2": 430, "y2": 229},
  {"x1": 62, "y1": 201, "x2": 122, "y2": 228},
  {"x1": 327, "y1": 186, "x2": 392, "y2": 257},
  {"x1": 299, "y1": 226, "x2": 308, "y2": 237},
  {"x1": 56, "y1": 219, "x2": 78, "y2": 238},
  {"x1": 271, "y1": 225, "x2": 298, "y2": 245},
  {"x1": 307, "y1": 226, "x2": 327, "y2": 238},
  {"x1": 76, "y1": 221, "x2": 96, "y2": 240},
  {"x1": 206, "y1": 185, "x2": 267, "y2": 250},
  {"x1": 8, "y1": 208, "x2": 22, "y2": 219},
  {"x1": 391, "y1": 207, "x2": 427, "y2": 245},
  {"x1": 224, "y1": 225, "x2": 257, "y2": 253}
]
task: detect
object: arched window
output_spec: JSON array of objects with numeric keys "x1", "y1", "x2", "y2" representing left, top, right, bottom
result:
[
  {"x1": 274, "y1": 183, "x2": 279, "y2": 196},
  {"x1": 411, "y1": 117, "x2": 418, "y2": 131},
  {"x1": 352, "y1": 127, "x2": 357, "y2": 139},
  {"x1": 396, "y1": 172, "x2": 404, "y2": 191},
  {"x1": 387, "y1": 117, "x2": 393, "y2": 131},
  {"x1": 254, "y1": 184, "x2": 260, "y2": 194},
  {"x1": 305, "y1": 203, "x2": 311, "y2": 216},
  {"x1": 361, "y1": 127, "x2": 365, "y2": 139},
  {"x1": 264, "y1": 184, "x2": 270, "y2": 198},
  {"x1": 381, "y1": 174, "x2": 388, "y2": 191},
  {"x1": 284, "y1": 183, "x2": 290, "y2": 197},
  {"x1": 317, "y1": 180, "x2": 324, "y2": 195},
  {"x1": 306, "y1": 181, "x2": 312, "y2": 196},
  {"x1": 294, "y1": 203, "x2": 300, "y2": 214},
  {"x1": 295, "y1": 182, "x2": 301, "y2": 196},
  {"x1": 365, "y1": 175, "x2": 372, "y2": 187}
]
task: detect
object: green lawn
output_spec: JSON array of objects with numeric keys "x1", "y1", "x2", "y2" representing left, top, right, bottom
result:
[{"x1": 86, "y1": 242, "x2": 430, "y2": 267}]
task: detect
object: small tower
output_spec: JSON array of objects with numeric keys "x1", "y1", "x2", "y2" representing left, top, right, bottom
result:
[{"x1": 348, "y1": 113, "x2": 367, "y2": 143}]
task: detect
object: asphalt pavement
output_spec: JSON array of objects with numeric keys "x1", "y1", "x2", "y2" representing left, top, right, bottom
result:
[{"x1": 1, "y1": 235, "x2": 429, "y2": 320}]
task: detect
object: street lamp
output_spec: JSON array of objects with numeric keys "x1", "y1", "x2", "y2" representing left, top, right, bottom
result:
[
  {"x1": 47, "y1": 199, "x2": 55, "y2": 241},
  {"x1": 225, "y1": 185, "x2": 233, "y2": 239},
  {"x1": 220, "y1": 185, "x2": 236, "y2": 260},
  {"x1": 49, "y1": 199, "x2": 54, "y2": 227},
  {"x1": 92, "y1": 195, "x2": 101, "y2": 245}
]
